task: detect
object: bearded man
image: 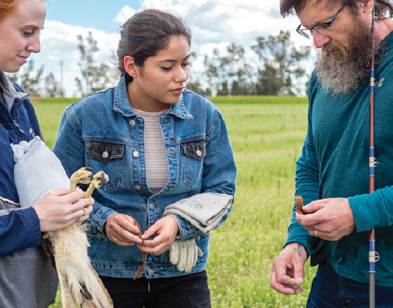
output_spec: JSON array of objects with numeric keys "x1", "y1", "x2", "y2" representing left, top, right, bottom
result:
[{"x1": 270, "y1": 0, "x2": 393, "y2": 306}]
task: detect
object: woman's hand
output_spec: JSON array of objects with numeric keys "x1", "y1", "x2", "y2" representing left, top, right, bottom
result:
[
  {"x1": 32, "y1": 188, "x2": 94, "y2": 232},
  {"x1": 104, "y1": 213, "x2": 143, "y2": 246},
  {"x1": 138, "y1": 216, "x2": 179, "y2": 256}
]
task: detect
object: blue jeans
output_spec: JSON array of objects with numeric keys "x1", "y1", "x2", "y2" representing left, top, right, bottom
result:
[
  {"x1": 100, "y1": 271, "x2": 211, "y2": 308},
  {"x1": 307, "y1": 262, "x2": 393, "y2": 308}
]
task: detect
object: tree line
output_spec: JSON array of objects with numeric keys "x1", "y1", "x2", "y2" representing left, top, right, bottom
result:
[{"x1": 9, "y1": 30, "x2": 313, "y2": 98}]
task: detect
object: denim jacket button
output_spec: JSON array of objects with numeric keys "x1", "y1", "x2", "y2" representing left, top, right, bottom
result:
[
  {"x1": 135, "y1": 185, "x2": 141, "y2": 191},
  {"x1": 133, "y1": 151, "x2": 139, "y2": 157},
  {"x1": 129, "y1": 120, "x2": 136, "y2": 126},
  {"x1": 149, "y1": 204, "x2": 155, "y2": 209},
  {"x1": 148, "y1": 269, "x2": 155, "y2": 275},
  {"x1": 102, "y1": 151, "x2": 109, "y2": 158}
]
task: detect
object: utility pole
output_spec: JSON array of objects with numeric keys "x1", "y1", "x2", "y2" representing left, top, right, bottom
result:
[{"x1": 60, "y1": 60, "x2": 64, "y2": 96}]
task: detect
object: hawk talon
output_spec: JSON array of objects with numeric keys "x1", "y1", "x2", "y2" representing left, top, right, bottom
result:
[
  {"x1": 84, "y1": 171, "x2": 109, "y2": 198},
  {"x1": 69, "y1": 167, "x2": 94, "y2": 193}
]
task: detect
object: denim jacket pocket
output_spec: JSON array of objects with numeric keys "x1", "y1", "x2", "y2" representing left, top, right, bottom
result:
[
  {"x1": 181, "y1": 139, "x2": 206, "y2": 187},
  {"x1": 86, "y1": 140, "x2": 125, "y2": 191}
]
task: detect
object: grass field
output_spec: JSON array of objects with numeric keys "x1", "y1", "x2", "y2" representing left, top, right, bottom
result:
[{"x1": 33, "y1": 96, "x2": 316, "y2": 308}]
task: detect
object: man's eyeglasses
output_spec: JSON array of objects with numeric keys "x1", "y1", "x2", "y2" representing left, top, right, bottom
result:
[{"x1": 296, "y1": 3, "x2": 347, "y2": 39}]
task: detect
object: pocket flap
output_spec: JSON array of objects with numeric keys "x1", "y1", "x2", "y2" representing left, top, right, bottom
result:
[
  {"x1": 181, "y1": 140, "x2": 206, "y2": 160},
  {"x1": 87, "y1": 141, "x2": 125, "y2": 162}
]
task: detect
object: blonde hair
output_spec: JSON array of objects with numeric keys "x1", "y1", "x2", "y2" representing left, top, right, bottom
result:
[{"x1": 0, "y1": 0, "x2": 18, "y2": 21}]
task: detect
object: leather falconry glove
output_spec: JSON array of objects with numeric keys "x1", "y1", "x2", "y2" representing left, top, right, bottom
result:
[{"x1": 170, "y1": 239, "x2": 203, "y2": 273}]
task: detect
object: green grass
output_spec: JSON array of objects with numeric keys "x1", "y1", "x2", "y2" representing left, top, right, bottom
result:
[
  {"x1": 33, "y1": 102, "x2": 73, "y2": 149},
  {"x1": 207, "y1": 102, "x2": 315, "y2": 307},
  {"x1": 210, "y1": 96, "x2": 309, "y2": 105},
  {"x1": 34, "y1": 96, "x2": 316, "y2": 308}
]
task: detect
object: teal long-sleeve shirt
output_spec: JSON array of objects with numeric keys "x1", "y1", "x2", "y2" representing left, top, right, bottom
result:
[{"x1": 286, "y1": 31, "x2": 393, "y2": 287}]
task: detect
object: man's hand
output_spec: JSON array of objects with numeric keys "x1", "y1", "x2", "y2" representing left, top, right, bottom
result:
[
  {"x1": 104, "y1": 213, "x2": 143, "y2": 246},
  {"x1": 296, "y1": 198, "x2": 356, "y2": 241},
  {"x1": 270, "y1": 243, "x2": 307, "y2": 295}
]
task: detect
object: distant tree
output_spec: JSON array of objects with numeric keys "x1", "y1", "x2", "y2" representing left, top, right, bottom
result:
[
  {"x1": 44, "y1": 72, "x2": 64, "y2": 97},
  {"x1": 8, "y1": 59, "x2": 44, "y2": 97},
  {"x1": 75, "y1": 31, "x2": 117, "y2": 96},
  {"x1": 203, "y1": 49, "x2": 220, "y2": 96},
  {"x1": 203, "y1": 44, "x2": 252, "y2": 96},
  {"x1": 186, "y1": 52, "x2": 212, "y2": 96},
  {"x1": 186, "y1": 79, "x2": 212, "y2": 96},
  {"x1": 219, "y1": 43, "x2": 253, "y2": 95},
  {"x1": 252, "y1": 30, "x2": 311, "y2": 96}
]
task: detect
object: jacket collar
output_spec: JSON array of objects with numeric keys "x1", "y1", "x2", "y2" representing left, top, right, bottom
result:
[
  {"x1": 0, "y1": 70, "x2": 28, "y2": 111},
  {"x1": 113, "y1": 74, "x2": 192, "y2": 120}
]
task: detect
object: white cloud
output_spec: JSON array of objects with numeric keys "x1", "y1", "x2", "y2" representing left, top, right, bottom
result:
[
  {"x1": 114, "y1": 5, "x2": 137, "y2": 25},
  {"x1": 116, "y1": 0, "x2": 310, "y2": 65},
  {"x1": 31, "y1": 20, "x2": 120, "y2": 96},
  {"x1": 28, "y1": 0, "x2": 313, "y2": 97}
]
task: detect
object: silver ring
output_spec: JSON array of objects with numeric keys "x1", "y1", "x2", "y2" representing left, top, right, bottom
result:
[{"x1": 314, "y1": 230, "x2": 318, "y2": 237}]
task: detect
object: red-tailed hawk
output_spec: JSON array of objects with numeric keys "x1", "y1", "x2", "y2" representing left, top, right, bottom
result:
[
  {"x1": 12, "y1": 138, "x2": 113, "y2": 307},
  {"x1": 42, "y1": 168, "x2": 113, "y2": 308}
]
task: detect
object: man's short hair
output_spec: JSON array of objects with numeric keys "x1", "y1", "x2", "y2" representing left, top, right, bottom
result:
[{"x1": 280, "y1": 0, "x2": 393, "y2": 19}]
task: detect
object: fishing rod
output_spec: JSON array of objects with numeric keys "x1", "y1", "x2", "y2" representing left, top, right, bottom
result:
[{"x1": 368, "y1": 1, "x2": 378, "y2": 307}]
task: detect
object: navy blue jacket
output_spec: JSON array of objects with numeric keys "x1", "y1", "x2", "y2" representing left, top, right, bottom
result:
[{"x1": 0, "y1": 78, "x2": 42, "y2": 256}]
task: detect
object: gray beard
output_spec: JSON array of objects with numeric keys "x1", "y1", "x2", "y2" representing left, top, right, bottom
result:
[{"x1": 316, "y1": 32, "x2": 385, "y2": 96}]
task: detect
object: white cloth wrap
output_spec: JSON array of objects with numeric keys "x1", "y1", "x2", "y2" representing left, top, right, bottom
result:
[
  {"x1": 163, "y1": 193, "x2": 233, "y2": 234},
  {"x1": 12, "y1": 136, "x2": 70, "y2": 208}
]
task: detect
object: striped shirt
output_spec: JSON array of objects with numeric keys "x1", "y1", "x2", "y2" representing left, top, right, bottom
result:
[{"x1": 134, "y1": 109, "x2": 169, "y2": 193}]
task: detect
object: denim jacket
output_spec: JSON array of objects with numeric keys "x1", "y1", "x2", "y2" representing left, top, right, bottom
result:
[{"x1": 53, "y1": 75, "x2": 237, "y2": 279}]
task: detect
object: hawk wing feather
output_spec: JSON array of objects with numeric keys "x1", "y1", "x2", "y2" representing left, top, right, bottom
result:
[{"x1": 43, "y1": 222, "x2": 113, "y2": 308}]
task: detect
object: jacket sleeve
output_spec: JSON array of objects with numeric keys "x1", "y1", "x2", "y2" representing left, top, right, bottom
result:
[
  {"x1": 53, "y1": 108, "x2": 117, "y2": 237},
  {"x1": 0, "y1": 203, "x2": 41, "y2": 257},
  {"x1": 284, "y1": 140, "x2": 320, "y2": 256},
  {"x1": 349, "y1": 186, "x2": 393, "y2": 231},
  {"x1": 283, "y1": 75, "x2": 321, "y2": 255},
  {"x1": 173, "y1": 108, "x2": 237, "y2": 240}
]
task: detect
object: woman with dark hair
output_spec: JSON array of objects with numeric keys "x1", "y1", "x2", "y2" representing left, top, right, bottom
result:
[
  {"x1": 53, "y1": 9, "x2": 237, "y2": 308},
  {"x1": 0, "y1": 0, "x2": 93, "y2": 307}
]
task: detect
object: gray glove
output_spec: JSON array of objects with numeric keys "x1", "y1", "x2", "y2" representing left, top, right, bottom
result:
[
  {"x1": 163, "y1": 193, "x2": 233, "y2": 234},
  {"x1": 170, "y1": 239, "x2": 203, "y2": 273}
]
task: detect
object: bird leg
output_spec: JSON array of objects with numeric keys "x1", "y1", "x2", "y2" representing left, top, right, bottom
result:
[
  {"x1": 84, "y1": 171, "x2": 109, "y2": 198},
  {"x1": 69, "y1": 167, "x2": 94, "y2": 193}
]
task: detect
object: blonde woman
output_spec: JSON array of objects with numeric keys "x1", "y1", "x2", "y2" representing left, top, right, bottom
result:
[{"x1": 0, "y1": 1, "x2": 93, "y2": 307}]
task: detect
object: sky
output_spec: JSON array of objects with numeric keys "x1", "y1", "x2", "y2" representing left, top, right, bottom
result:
[{"x1": 30, "y1": 0, "x2": 312, "y2": 97}]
